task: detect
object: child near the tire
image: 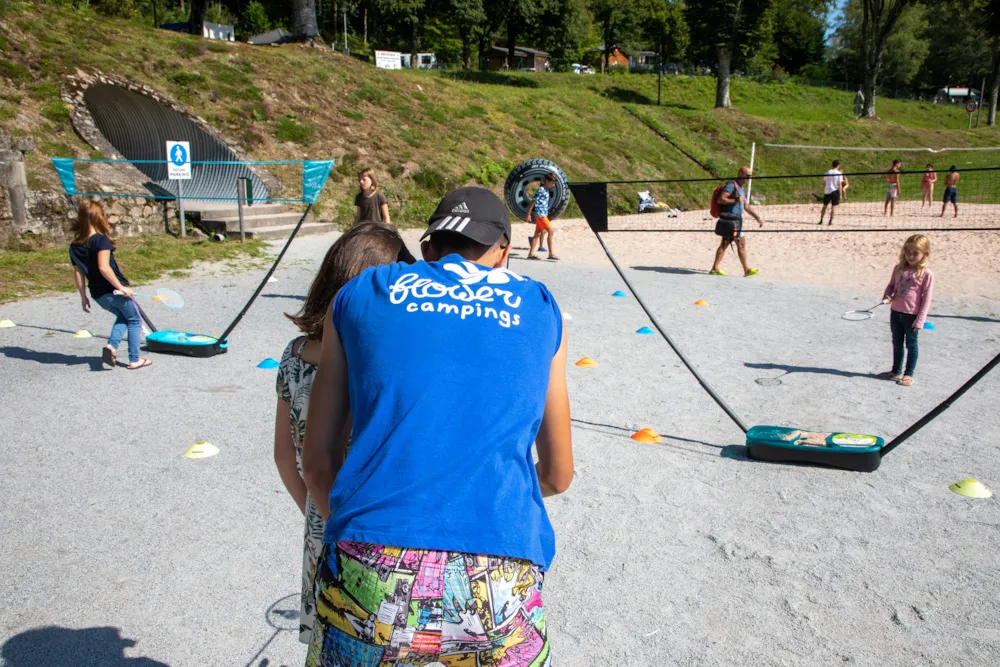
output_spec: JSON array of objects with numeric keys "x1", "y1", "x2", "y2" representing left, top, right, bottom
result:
[{"x1": 527, "y1": 174, "x2": 559, "y2": 261}]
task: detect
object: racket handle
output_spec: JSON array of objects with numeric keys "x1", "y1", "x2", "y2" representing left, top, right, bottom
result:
[{"x1": 113, "y1": 289, "x2": 122, "y2": 295}]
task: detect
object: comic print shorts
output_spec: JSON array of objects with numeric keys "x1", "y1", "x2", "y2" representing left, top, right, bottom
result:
[{"x1": 306, "y1": 541, "x2": 551, "y2": 667}]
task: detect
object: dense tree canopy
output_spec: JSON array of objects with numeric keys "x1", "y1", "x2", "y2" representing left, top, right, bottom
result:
[{"x1": 124, "y1": 0, "x2": 1000, "y2": 116}]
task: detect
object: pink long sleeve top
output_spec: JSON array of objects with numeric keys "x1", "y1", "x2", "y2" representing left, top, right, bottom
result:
[{"x1": 883, "y1": 266, "x2": 934, "y2": 328}]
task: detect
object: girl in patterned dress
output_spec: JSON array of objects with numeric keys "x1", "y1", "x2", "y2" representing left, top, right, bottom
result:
[{"x1": 274, "y1": 222, "x2": 412, "y2": 644}]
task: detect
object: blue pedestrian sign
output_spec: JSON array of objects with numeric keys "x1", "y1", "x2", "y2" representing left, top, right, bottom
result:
[{"x1": 166, "y1": 140, "x2": 191, "y2": 180}]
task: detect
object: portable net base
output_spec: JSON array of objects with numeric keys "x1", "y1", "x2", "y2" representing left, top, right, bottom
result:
[{"x1": 566, "y1": 179, "x2": 1000, "y2": 473}]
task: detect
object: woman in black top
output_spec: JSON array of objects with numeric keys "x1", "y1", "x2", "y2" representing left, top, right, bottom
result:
[
  {"x1": 69, "y1": 201, "x2": 151, "y2": 370},
  {"x1": 353, "y1": 168, "x2": 390, "y2": 225}
]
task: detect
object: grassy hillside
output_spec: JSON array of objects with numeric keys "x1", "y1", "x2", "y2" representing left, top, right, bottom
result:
[{"x1": 2, "y1": 2, "x2": 999, "y2": 227}]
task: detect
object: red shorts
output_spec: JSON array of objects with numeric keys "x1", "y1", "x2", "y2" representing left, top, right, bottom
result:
[{"x1": 534, "y1": 216, "x2": 552, "y2": 232}]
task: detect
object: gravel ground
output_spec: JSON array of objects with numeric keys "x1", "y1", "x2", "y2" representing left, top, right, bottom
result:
[{"x1": 1, "y1": 229, "x2": 997, "y2": 666}]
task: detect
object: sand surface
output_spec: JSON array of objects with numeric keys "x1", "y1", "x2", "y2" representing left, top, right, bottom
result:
[{"x1": 1, "y1": 225, "x2": 998, "y2": 666}]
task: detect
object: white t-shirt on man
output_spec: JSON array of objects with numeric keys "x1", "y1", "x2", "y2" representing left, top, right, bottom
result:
[{"x1": 823, "y1": 169, "x2": 844, "y2": 195}]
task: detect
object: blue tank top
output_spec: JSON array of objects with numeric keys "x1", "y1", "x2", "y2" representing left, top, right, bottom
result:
[{"x1": 327, "y1": 255, "x2": 563, "y2": 569}]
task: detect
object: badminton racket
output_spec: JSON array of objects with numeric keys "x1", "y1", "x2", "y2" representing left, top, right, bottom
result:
[
  {"x1": 842, "y1": 301, "x2": 887, "y2": 321},
  {"x1": 115, "y1": 288, "x2": 184, "y2": 309}
]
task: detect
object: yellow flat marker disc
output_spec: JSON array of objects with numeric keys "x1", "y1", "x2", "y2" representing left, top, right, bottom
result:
[
  {"x1": 949, "y1": 479, "x2": 992, "y2": 499},
  {"x1": 0, "y1": 319, "x2": 15, "y2": 328},
  {"x1": 184, "y1": 441, "x2": 219, "y2": 459},
  {"x1": 72, "y1": 329, "x2": 94, "y2": 338}
]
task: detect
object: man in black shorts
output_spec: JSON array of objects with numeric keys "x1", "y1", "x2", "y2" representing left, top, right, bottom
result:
[{"x1": 819, "y1": 160, "x2": 848, "y2": 225}]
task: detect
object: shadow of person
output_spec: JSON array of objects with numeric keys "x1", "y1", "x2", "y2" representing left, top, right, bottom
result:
[
  {"x1": 744, "y1": 361, "x2": 874, "y2": 379},
  {"x1": 0, "y1": 347, "x2": 104, "y2": 371},
  {"x1": 631, "y1": 265, "x2": 702, "y2": 276},
  {"x1": 1, "y1": 626, "x2": 170, "y2": 667}
]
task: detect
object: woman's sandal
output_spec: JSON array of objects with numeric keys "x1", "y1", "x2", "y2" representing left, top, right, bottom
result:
[
  {"x1": 709, "y1": 269, "x2": 726, "y2": 276},
  {"x1": 877, "y1": 371, "x2": 901, "y2": 381},
  {"x1": 526, "y1": 255, "x2": 541, "y2": 260},
  {"x1": 547, "y1": 256, "x2": 560, "y2": 261},
  {"x1": 128, "y1": 358, "x2": 153, "y2": 370},
  {"x1": 102, "y1": 346, "x2": 116, "y2": 369},
  {"x1": 898, "y1": 375, "x2": 914, "y2": 387}
]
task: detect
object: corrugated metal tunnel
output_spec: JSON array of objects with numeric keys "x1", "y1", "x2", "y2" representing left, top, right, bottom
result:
[{"x1": 83, "y1": 83, "x2": 269, "y2": 201}]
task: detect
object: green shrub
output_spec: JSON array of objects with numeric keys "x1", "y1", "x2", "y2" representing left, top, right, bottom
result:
[
  {"x1": 96, "y1": 0, "x2": 137, "y2": 18},
  {"x1": 166, "y1": 70, "x2": 207, "y2": 87},
  {"x1": 236, "y1": 1, "x2": 270, "y2": 40},
  {"x1": 40, "y1": 100, "x2": 70, "y2": 123},
  {"x1": 29, "y1": 81, "x2": 60, "y2": 100},
  {"x1": 205, "y1": 41, "x2": 233, "y2": 53},
  {"x1": 469, "y1": 158, "x2": 515, "y2": 186},
  {"x1": 456, "y1": 104, "x2": 487, "y2": 118},
  {"x1": 412, "y1": 166, "x2": 453, "y2": 195},
  {"x1": 339, "y1": 108, "x2": 364, "y2": 121},
  {"x1": 273, "y1": 115, "x2": 312, "y2": 145},
  {"x1": 388, "y1": 164, "x2": 405, "y2": 178},
  {"x1": 0, "y1": 59, "x2": 29, "y2": 83},
  {"x1": 205, "y1": 2, "x2": 236, "y2": 26},
  {"x1": 353, "y1": 87, "x2": 386, "y2": 105},
  {"x1": 173, "y1": 39, "x2": 203, "y2": 59},
  {"x1": 400, "y1": 130, "x2": 423, "y2": 148}
]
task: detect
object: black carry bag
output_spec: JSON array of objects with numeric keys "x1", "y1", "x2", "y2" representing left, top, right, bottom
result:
[{"x1": 714, "y1": 212, "x2": 742, "y2": 238}]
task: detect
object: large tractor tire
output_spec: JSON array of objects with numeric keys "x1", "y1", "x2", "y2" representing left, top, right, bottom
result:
[{"x1": 503, "y1": 159, "x2": 571, "y2": 221}]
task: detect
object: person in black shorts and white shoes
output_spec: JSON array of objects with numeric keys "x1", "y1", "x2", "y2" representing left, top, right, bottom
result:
[{"x1": 819, "y1": 160, "x2": 849, "y2": 225}]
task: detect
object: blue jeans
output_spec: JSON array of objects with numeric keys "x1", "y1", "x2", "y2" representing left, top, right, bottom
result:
[
  {"x1": 890, "y1": 310, "x2": 919, "y2": 376},
  {"x1": 95, "y1": 293, "x2": 141, "y2": 363}
]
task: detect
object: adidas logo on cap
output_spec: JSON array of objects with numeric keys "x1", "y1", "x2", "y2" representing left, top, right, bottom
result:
[{"x1": 451, "y1": 202, "x2": 470, "y2": 214}]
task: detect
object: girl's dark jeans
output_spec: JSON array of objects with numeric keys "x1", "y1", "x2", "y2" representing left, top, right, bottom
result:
[{"x1": 890, "y1": 310, "x2": 919, "y2": 376}]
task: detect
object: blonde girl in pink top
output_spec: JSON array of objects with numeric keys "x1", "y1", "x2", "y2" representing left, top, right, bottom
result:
[
  {"x1": 879, "y1": 234, "x2": 934, "y2": 387},
  {"x1": 921, "y1": 164, "x2": 937, "y2": 208}
]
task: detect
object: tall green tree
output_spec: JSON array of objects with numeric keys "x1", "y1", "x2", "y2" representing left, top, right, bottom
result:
[
  {"x1": 451, "y1": 0, "x2": 486, "y2": 68},
  {"x1": 646, "y1": 0, "x2": 689, "y2": 65},
  {"x1": 588, "y1": 0, "x2": 650, "y2": 71},
  {"x1": 831, "y1": 0, "x2": 929, "y2": 92},
  {"x1": 686, "y1": 0, "x2": 775, "y2": 108},
  {"x1": 771, "y1": 0, "x2": 828, "y2": 75},
  {"x1": 531, "y1": 0, "x2": 592, "y2": 68},
  {"x1": 858, "y1": 0, "x2": 916, "y2": 116}
]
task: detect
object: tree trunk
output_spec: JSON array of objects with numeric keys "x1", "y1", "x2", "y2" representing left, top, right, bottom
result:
[
  {"x1": 861, "y1": 65, "x2": 878, "y2": 118},
  {"x1": 411, "y1": 19, "x2": 420, "y2": 65},
  {"x1": 715, "y1": 44, "x2": 732, "y2": 108},
  {"x1": 333, "y1": 2, "x2": 338, "y2": 43},
  {"x1": 461, "y1": 29, "x2": 472, "y2": 69},
  {"x1": 603, "y1": 20, "x2": 610, "y2": 72},
  {"x1": 292, "y1": 0, "x2": 319, "y2": 38},
  {"x1": 363, "y1": 7, "x2": 367, "y2": 43},
  {"x1": 187, "y1": 0, "x2": 206, "y2": 33},
  {"x1": 990, "y1": 39, "x2": 1000, "y2": 126},
  {"x1": 507, "y1": 13, "x2": 518, "y2": 69}
]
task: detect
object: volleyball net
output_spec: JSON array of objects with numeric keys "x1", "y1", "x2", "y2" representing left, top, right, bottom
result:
[
  {"x1": 592, "y1": 164, "x2": 1000, "y2": 233},
  {"x1": 50, "y1": 158, "x2": 334, "y2": 204}
]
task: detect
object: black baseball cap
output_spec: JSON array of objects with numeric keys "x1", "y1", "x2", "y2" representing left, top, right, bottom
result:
[{"x1": 420, "y1": 187, "x2": 511, "y2": 246}]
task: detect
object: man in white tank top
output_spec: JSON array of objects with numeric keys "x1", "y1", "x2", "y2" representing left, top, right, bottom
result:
[{"x1": 819, "y1": 160, "x2": 848, "y2": 225}]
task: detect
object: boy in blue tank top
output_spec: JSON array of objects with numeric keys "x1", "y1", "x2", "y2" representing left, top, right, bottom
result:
[{"x1": 303, "y1": 186, "x2": 574, "y2": 666}]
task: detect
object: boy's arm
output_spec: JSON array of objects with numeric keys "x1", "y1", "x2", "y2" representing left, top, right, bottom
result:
[
  {"x1": 302, "y1": 302, "x2": 351, "y2": 520},
  {"x1": 525, "y1": 201, "x2": 534, "y2": 221},
  {"x1": 535, "y1": 325, "x2": 573, "y2": 497}
]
